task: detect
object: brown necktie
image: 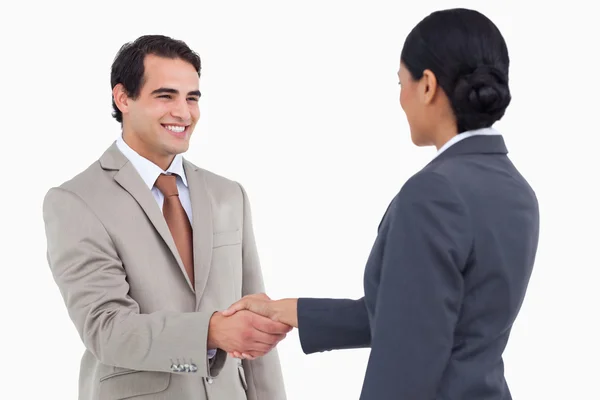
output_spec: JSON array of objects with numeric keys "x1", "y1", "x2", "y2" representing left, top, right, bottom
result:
[{"x1": 155, "y1": 174, "x2": 194, "y2": 289}]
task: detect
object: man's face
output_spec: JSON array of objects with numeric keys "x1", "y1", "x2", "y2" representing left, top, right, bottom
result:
[{"x1": 118, "y1": 54, "x2": 200, "y2": 164}]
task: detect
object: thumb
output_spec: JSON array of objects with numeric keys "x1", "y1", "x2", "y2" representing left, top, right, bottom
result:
[{"x1": 222, "y1": 300, "x2": 247, "y2": 316}]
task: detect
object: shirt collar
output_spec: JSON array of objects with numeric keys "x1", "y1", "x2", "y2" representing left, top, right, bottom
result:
[
  {"x1": 434, "y1": 126, "x2": 501, "y2": 160},
  {"x1": 115, "y1": 135, "x2": 188, "y2": 189}
]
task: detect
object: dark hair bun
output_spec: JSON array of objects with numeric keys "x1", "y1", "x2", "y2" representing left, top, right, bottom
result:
[{"x1": 452, "y1": 65, "x2": 511, "y2": 130}]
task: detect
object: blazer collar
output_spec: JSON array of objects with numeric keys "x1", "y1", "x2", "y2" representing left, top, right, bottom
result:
[
  {"x1": 99, "y1": 141, "x2": 128, "y2": 171},
  {"x1": 429, "y1": 134, "x2": 508, "y2": 164}
]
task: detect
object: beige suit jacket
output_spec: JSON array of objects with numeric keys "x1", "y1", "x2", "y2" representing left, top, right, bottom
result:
[{"x1": 42, "y1": 143, "x2": 286, "y2": 400}]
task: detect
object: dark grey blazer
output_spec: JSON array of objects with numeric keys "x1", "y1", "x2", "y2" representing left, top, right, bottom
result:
[{"x1": 297, "y1": 135, "x2": 539, "y2": 400}]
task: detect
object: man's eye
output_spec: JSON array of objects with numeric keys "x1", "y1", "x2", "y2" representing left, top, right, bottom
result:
[
  {"x1": 158, "y1": 95, "x2": 171, "y2": 99},
  {"x1": 187, "y1": 97, "x2": 199, "y2": 102}
]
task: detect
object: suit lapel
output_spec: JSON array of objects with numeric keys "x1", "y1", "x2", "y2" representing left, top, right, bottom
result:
[
  {"x1": 184, "y1": 161, "x2": 214, "y2": 305},
  {"x1": 100, "y1": 142, "x2": 195, "y2": 292}
]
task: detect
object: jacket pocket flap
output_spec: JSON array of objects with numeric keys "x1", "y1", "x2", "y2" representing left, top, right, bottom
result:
[{"x1": 99, "y1": 370, "x2": 170, "y2": 399}]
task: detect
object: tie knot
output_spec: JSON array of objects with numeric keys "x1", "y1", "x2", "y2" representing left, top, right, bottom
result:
[{"x1": 155, "y1": 174, "x2": 179, "y2": 197}]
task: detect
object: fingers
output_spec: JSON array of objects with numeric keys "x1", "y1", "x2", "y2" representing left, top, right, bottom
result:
[
  {"x1": 229, "y1": 351, "x2": 259, "y2": 360},
  {"x1": 241, "y1": 325, "x2": 286, "y2": 353},
  {"x1": 228, "y1": 329, "x2": 287, "y2": 360},
  {"x1": 229, "y1": 351, "x2": 255, "y2": 360},
  {"x1": 222, "y1": 293, "x2": 271, "y2": 317},
  {"x1": 251, "y1": 330, "x2": 287, "y2": 347},
  {"x1": 251, "y1": 314, "x2": 292, "y2": 334},
  {"x1": 221, "y1": 299, "x2": 248, "y2": 316},
  {"x1": 242, "y1": 352, "x2": 258, "y2": 360}
]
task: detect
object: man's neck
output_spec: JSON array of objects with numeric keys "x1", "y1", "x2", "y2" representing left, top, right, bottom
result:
[{"x1": 122, "y1": 131, "x2": 173, "y2": 171}]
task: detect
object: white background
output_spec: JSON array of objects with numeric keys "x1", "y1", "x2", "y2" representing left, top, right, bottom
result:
[{"x1": 1, "y1": 0, "x2": 599, "y2": 398}]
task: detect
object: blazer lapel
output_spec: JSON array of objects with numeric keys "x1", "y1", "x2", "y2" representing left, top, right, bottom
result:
[
  {"x1": 184, "y1": 160, "x2": 214, "y2": 305},
  {"x1": 99, "y1": 142, "x2": 195, "y2": 292}
]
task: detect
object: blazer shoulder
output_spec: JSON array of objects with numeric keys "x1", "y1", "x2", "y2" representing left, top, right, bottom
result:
[
  {"x1": 421, "y1": 155, "x2": 467, "y2": 179},
  {"x1": 47, "y1": 160, "x2": 107, "y2": 198},
  {"x1": 197, "y1": 166, "x2": 238, "y2": 188},
  {"x1": 42, "y1": 160, "x2": 109, "y2": 218},
  {"x1": 398, "y1": 169, "x2": 456, "y2": 199},
  {"x1": 378, "y1": 170, "x2": 459, "y2": 226},
  {"x1": 187, "y1": 162, "x2": 247, "y2": 202}
]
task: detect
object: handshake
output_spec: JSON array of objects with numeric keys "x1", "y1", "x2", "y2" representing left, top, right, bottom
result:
[{"x1": 207, "y1": 294, "x2": 298, "y2": 360}]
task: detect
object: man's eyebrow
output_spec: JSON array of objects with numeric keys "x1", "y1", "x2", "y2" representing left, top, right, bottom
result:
[
  {"x1": 151, "y1": 87, "x2": 178, "y2": 95},
  {"x1": 150, "y1": 88, "x2": 201, "y2": 97}
]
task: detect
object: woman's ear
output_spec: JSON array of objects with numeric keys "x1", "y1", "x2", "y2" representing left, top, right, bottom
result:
[{"x1": 420, "y1": 69, "x2": 438, "y2": 105}]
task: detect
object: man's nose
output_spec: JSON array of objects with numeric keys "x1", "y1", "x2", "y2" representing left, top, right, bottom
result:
[{"x1": 171, "y1": 99, "x2": 191, "y2": 121}]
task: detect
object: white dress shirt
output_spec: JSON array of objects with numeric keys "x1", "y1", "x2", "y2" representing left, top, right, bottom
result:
[
  {"x1": 433, "y1": 126, "x2": 501, "y2": 159},
  {"x1": 116, "y1": 135, "x2": 217, "y2": 359},
  {"x1": 116, "y1": 136, "x2": 193, "y2": 222}
]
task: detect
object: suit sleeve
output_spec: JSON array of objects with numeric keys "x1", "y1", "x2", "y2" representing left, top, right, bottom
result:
[
  {"x1": 237, "y1": 183, "x2": 287, "y2": 400},
  {"x1": 43, "y1": 187, "x2": 222, "y2": 378},
  {"x1": 359, "y1": 172, "x2": 472, "y2": 399},
  {"x1": 296, "y1": 297, "x2": 371, "y2": 354}
]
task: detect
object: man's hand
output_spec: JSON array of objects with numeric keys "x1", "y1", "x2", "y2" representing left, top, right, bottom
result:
[
  {"x1": 221, "y1": 293, "x2": 299, "y2": 359},
  {"x1": 207, "y1": 309, "x2": 292, "y2": 360}
]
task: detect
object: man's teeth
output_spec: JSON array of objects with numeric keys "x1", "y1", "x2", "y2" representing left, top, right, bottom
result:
[{"x1": 165, "y1": 125, "x2": 185, "y2": 133}]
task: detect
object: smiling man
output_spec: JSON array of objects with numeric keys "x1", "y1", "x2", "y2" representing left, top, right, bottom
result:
[{"x1": 42, "y1": 35, "x2": 288, "y2": 400}]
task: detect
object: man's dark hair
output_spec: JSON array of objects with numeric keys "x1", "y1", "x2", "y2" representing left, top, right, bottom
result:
[
  {"x1": 110, "y1": 35, "x2": 201, "y2": 123},
  {"x1": 401, "y1": 8, "x2": 511, "y2": 133}
]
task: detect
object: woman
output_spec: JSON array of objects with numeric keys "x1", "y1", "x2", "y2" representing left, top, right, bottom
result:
[{"x1": 224, "y1": 8, "x2": 539, "y2": 400}]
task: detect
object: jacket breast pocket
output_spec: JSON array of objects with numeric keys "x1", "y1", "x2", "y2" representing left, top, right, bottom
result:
[
  {"x1": 213, "y1": 229, "x2": 242, "y2": 248},
  {"x1": 211, "y1": 230, "x2": 243, "y2": 298},
  {"x1": 99, "y1": 370, "x2": 170, "y2": 399}
]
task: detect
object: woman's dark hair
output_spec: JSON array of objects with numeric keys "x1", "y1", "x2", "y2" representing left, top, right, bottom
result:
[
  {"x1": 401, "y1": 8, "x2": 511, "y2": 133},
  {"x1": 110, "y1": 35, "x2": 201, "y2": 123}
]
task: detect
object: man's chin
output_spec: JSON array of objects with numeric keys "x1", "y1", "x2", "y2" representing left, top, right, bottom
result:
[
  {"x1": 161, "y1": 133, "x2": 192, "y2": 154},
  {"x1": 167, "y1": 143, "x2": 190, "y2": 155},
  {"x1": 158, "y1": 137, "x2": 189, "y2": 156}
]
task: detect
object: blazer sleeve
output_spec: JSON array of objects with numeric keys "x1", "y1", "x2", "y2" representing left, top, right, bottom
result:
[
  {"x1": 296, "y1": 297, "x2": 371, "y2": 354},
  {"x1": 43, "y1": 187, "x2": 222, "y2": 378},
  {"x1": 237, "y1": 183, "x2": 287, "y2": 400},
  {"x1": 359, "y1": 171, "x2": 472, "y2": 399}
]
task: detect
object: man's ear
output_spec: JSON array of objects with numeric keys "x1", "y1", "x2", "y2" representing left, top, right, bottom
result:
[
  {"x1": 112, "y1": 84, "x2": 130, "y2": 114},
  {"x1": 420, "y1": 69, "x2": 439, "y2": 105}
]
